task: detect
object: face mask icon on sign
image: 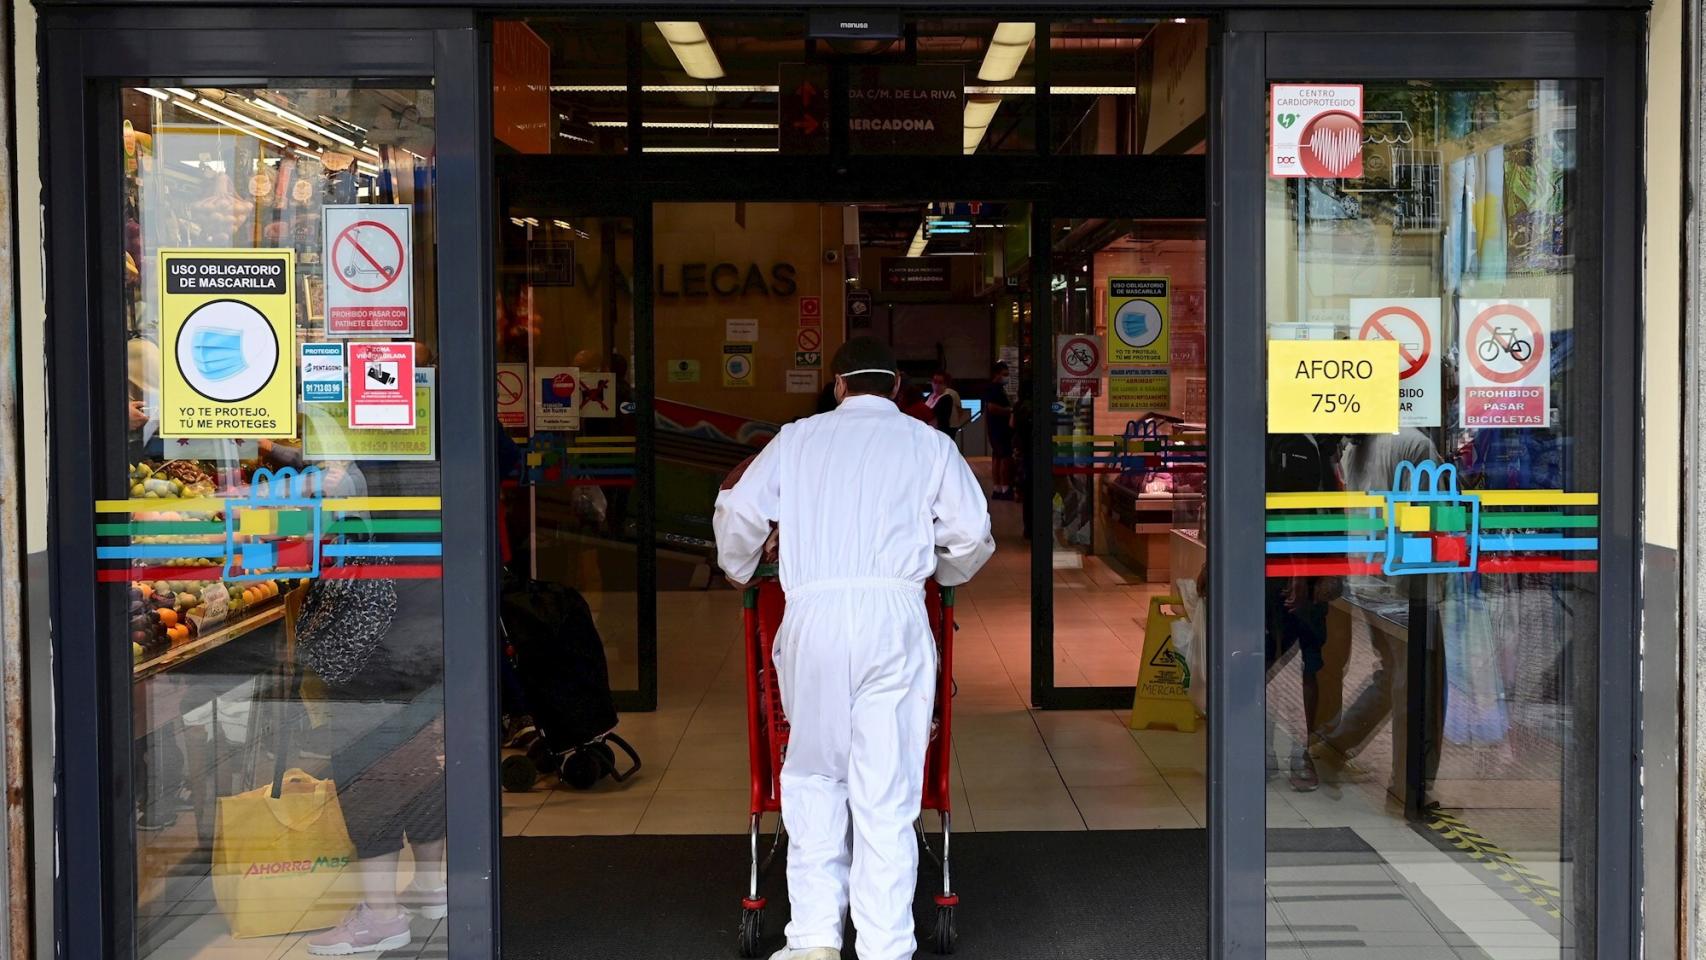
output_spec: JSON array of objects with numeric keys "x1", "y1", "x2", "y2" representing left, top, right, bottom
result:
[{"x1": 191, "y1": 327, "x2": 248, "y2": 381}]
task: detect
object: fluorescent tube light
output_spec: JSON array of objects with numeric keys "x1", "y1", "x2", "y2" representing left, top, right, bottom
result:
[
  {"x1": 248, "y1": 97, "x2": 360, "y2": 148},
  {"x1": 554, "y1": 84, "x2": 780, "y2": 94},
  {"x1": 165, "y1": 87, "x2": 199, "y2": 101},
  {"x1": 907, "y1": 224, "x2": 928, "y2": 258},
  {"x1": 642, "y1": 146, "x2": 780, "y2": 153},
  {"x1": 195, "y1": 98, "x2": 311, "y2": 148},
  {"x1": 963, "y1": 96, "x2": 1003, "y2": 154},
  {"x1": 135, "y1": 87, "x2": 169, "y2": 101},
  {"x1": 174, "y1": 99, "x2": 287, "y2": 150},
  {"x1": 978, "y1": 22, "x2": 1035, "y2": 82},
  {"x1": 656, "y1": 22, "x2": 725, "y2": 80},
  {"x1": 589, "y1": 120, "x2": 779, "y2": 130}
]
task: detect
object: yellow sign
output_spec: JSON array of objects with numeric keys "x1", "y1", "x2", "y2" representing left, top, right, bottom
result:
[
  {"x1": 1267, "y1": 339, "x2": 1399, "y2": 434},
  {"x1": 723, "y1": 343, "x2": 755, "y2": 388},
  {"x1": 1129, "y1": 596, "x2": 1197, "y2": 733},
  {"x1": 1107, "y1": 277, "x2": 1170, "y2": 366},
  {"x1": 1108, "y1": 371, "x2": 1171, "y2": 411},
  {"x1": 159, "y1": 249, "x2": 296, "y2": 438},
  {"x1": 303, "y1": 369, "x2": 436, "y2": 461}
]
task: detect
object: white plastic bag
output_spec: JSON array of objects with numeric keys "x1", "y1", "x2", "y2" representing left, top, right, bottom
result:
[{"x1": 1174, "y1": 578, "x2": 1209, "y2": 716}]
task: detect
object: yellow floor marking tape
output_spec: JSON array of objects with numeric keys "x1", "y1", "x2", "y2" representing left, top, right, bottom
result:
[{"x1": 1426, "y1": 810, "x2": 1563, "y2": 920}]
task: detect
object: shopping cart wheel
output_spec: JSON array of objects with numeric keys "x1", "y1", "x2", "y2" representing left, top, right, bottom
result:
[
  {"x1": 560, "y1": 749, "x2": 602, "y2": 790},
  {"x1": 500, "y1": 755, "x2": 538, "y2": 793},
  {"x1": 590, "y1": 741, "x2": 617, "y2": 771},
  {"x1": 930, "y1": 905, "x2": 957, "y2": 954},
  {"x1": 737, "y1": 907, "x2": 763, "y2": 957}
]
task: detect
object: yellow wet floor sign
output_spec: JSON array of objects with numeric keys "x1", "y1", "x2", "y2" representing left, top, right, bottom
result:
[{"x1": 1129, "y1": 595, "x2": 1199, "y2": 733}]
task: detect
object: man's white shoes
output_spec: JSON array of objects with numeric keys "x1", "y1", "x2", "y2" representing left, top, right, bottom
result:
[{"x1": 767, "y1": 949, "x2": 839, "y2": 960}]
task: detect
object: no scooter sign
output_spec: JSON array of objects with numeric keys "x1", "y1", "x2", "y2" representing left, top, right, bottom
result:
[{"x1": 324, "y1": 205, "x2": 414, "y2": 337}]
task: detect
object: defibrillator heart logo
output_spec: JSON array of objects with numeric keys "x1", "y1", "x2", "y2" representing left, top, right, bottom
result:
[{"x1": 1278, "y1": 113, "x2": 1298, "y2": 129}]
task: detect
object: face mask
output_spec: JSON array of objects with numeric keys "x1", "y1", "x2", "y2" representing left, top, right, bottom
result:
[{"x1": 191, "y1": 327, "x2": 247, "y2": 381}]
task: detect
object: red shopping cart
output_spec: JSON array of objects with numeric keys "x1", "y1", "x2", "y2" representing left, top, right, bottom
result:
[{"x1": 738, "y1": 566, "x2": 959, "y2": 956}]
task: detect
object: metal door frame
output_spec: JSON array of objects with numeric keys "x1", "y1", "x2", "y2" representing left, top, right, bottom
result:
[
  {"x1": 1209, "y1": 9, "x2": 1645, "y2": 958},
  {"x1": 37, "y1": 10, "x2": 500, "y2": 959}
]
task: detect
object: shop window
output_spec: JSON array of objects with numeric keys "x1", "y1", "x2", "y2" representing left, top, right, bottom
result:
[
  {"x1": 1261, "y1": 80, "x2": 1597, "y2": 957},
  {"x1": 116, "y1": 83, "x2": 450, "y2": 957},
  {"x1": 494, "y1": 212, "x2": 641, "y2": 693},
  {"x1": 1049, "y1": 18, "x2": 1207, "y2": 156}
]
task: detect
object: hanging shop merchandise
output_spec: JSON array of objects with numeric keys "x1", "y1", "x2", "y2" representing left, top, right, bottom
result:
[
  {"x1": 159, "y1": 249, "x2": 297, "y2": 438},
  {"x1": 323, "y1": 204, "x2": 414, "y2": 337},
  {"x1": 1107, "y1": 277, "x2": 1171, "y2": 411}
]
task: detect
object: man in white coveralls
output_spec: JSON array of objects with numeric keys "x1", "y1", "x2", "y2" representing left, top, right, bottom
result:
[{"x1": 714, "y1": 337, "x2": 996, "y2": 960}]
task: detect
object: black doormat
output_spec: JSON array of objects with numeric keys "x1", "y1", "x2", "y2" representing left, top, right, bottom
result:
[{"x1": 501, "y1": 828, "x2": 1370, "y2": 959}]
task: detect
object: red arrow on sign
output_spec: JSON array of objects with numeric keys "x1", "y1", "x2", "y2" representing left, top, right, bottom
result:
[{"x1": 796, "y1": 80, "x2": 818, "y2": 107}]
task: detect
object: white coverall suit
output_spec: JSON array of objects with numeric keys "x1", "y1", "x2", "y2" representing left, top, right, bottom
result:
[{"x1": 714, "y1": 394, "x2": 995, "y2": 960}]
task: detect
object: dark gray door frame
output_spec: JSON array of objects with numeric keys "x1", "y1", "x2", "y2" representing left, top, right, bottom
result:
[
  {"x1": 1210, "y1": 9, "x2": 1645, "y2": 959},
  {"x1": 37, "y1": 10, "x2": 499, "y2": 960}
]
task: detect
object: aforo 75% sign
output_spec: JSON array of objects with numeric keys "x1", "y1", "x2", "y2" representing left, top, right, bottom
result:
[{"x1": 1267, "y1": 339, "x2": 1399, "y2": 435}]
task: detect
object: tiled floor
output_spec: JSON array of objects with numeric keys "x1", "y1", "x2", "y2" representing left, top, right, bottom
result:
[{"x1": 504, "y1": 493, "x2": 1200, "y2": 838}]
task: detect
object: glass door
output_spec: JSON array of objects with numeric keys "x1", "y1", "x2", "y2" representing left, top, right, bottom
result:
[
  {"x1": 1214, "y1": 16, "x2": 1643, "y2": 960},
  {"x1": 42, "y1": 15, "x2": 497, "y2": 960}
]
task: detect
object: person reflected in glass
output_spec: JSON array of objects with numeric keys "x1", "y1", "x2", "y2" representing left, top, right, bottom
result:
[
  {"x1": 1310, "y1": 428, "x2": 1446, "y2": 805},
  {"x1": 1265, "y1": 432, "x2": 1344, "y2": 791}
]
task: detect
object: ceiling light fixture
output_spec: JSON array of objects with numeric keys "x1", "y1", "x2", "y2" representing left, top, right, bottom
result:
[
  {"x1": 553, "y1": 84, "x2": 779, "y2": 94},
  {"x1": 135, "y1": 87, "x2": 169, "y2": 101},
  {"x1": 194, "y1": 98, "x2": 311, "y2": 148},
  {"x1": 588, "y1": 120, "x2": 779, "y2": 130},
  {"x1": 978, "y1": 22, "x2": 1036, "y2": 82},
  {"x1": 641, "y1": 146, "x2": 780, "y2": 153},
  {"x1": 173, "y1": 99, "x2": 288, "y2": 150},
  {"x1": 963, "y1": 96, "x2": 1003, "y2": 155},
  {"x1": 655, "y1": 22, "x2": 726, "y2": 80},
  {"x1": 907, "y1": 224, "x2": 928, "y2": 258},
  {"x1": 249, "y1": 97, "x2": 360, "y2": 149}
]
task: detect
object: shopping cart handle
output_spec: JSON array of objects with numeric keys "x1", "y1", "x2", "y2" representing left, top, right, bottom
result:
[{"x1": 941, "y1": 585, "x2": 955, "y2": 605}]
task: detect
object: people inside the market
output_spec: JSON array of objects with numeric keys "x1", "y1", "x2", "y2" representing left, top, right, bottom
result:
[{"x1": 713, "y1": 337, "x2": 995, "y2": 960}]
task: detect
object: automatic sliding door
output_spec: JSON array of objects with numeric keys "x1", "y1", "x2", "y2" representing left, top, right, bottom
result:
[
  {"x1": 494, "y1": 211, "x2": 647, "y2": 708},
  {"x1": 1252, "y1": 40, "x2": 1637, "y2": 960}
]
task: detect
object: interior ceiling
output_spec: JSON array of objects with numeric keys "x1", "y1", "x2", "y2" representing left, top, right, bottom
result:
[{"x1": 526, "y1": 17, "x2": 1156, "y2": 83}]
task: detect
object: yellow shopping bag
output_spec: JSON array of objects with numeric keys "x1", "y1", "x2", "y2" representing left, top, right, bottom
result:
[{"x1": 213, "y1": 769, "x2": 356, "y2": 939}]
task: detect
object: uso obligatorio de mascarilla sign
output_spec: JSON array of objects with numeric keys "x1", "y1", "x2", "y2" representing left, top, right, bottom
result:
[{"x1": 159, "y1": 249, "x2": 296, "y2": 439}]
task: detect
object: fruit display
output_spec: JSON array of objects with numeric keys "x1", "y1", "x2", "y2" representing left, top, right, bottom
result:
[
  {"x1": 124, "y1": 458, "x2": 294, "y2": 671},
  {"x1": 128, "y1": 460, "x2": 217, "y2": 500},
  {"x1": 129, "y1": 577, "x2": 289, "y2": 666}
]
